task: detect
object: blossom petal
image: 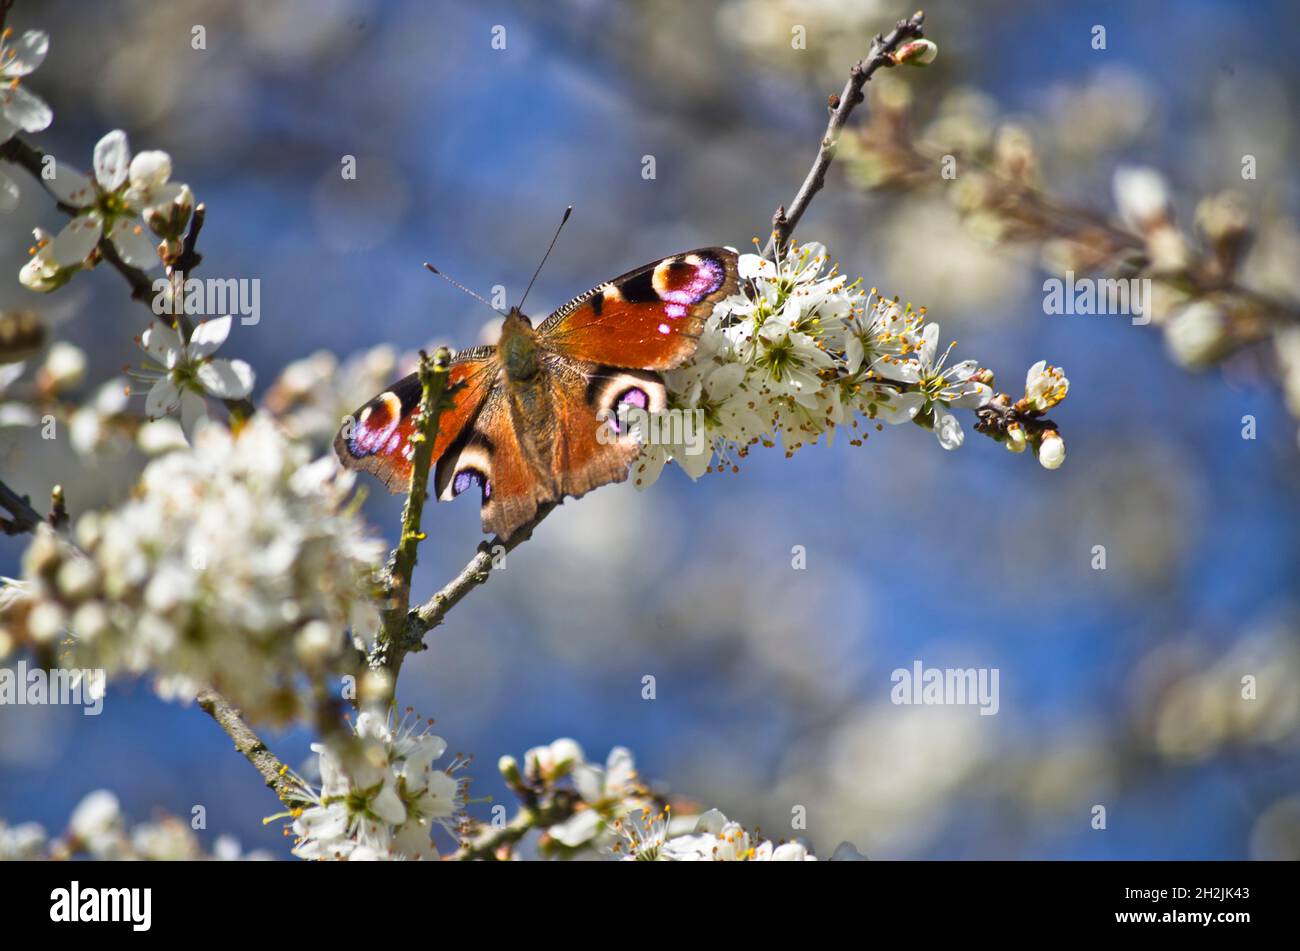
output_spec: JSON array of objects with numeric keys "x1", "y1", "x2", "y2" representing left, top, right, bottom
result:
[
  {"x1": 108, "y1": 217, "x2": 159, "y2": 268},
  {"x1": 44, "y1": 164, "x2": 96, "y2": 207},
  {"x1": 140, "y1": 323, "x2": 183, "y2": 367},
  {"x1": 548, "y1": 808, "x2": 601, "y2": 847},
  {"x1": 196, "y1": 358, "x2": 254, "y2": 399},
  {"x1": 0, "y1": 84, "x2": 52, "y2": 133},
  {"x1": 187, "y1": 315, "x2": 232, "y2": 360},
  {"x1": 0, "y1": 168, "x2": 18, "y2": 212},
  {"x1": 1, "y1": 31, "x2": 50, "y2": 78},
  {"x1": 934, "y1": 407, "x2": 965, "y2": 450},
  {"x1": 876, "y1": 390, "x2": 924, "y2": 424},
  {"x1": 178, "y1": 388, "x2": 209, "y2": 441},
  {"x1": 93, "y1": 130, "x2": 131, "y2": 191},
  {"x1": 370, "y1": 781, "x2": 407, "y2": 826},
  {"x1": 144, "y1": 376, "x2": 182, "y2": 418},
  {"x1": 49, "y1": 215, "x2": 103, "y2": 266},
  {"x1": 128, "y1": 150, "x2": 172, "y2": 191}
]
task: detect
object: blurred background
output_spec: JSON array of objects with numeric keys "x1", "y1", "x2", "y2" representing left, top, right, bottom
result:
[{"x1": 2, "y1": 0, "x2": 1300, "y2": 859}]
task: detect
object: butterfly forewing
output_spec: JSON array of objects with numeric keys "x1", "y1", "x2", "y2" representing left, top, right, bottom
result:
[
  {"x1": 537, "y1": 247, "x2": 738, "y2": 370},
  {"x1": 333, "y1": 348, "x2": 498, "y2": 492}
]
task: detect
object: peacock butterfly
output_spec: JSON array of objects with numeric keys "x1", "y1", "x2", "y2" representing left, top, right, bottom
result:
[{"x1": 334, "y1": 245, "x2": 740, "y2": 540}]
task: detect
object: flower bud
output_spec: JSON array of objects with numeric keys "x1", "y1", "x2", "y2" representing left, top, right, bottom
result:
[
  {"x1": 38, "y1": 341, "x2": 87, "y2": 393},
  {"x1": 1038, "y1": 430, "x2": 1066, "y2": 470},
  {"x1": 1005, "y1": 423, "x2": 1027, "y2": 453},
  {"x1": 1113, "y1": 165, "x2": 1170, "y2": 232},
  {"x1": 27, "y1": 601, "x2": 67, "y2": 644},
  {"x1": 894, "y1": 38, "x2": 938, "y2": 66},
  {"x1": 294, "y1": 620, "x2": 339, "y2": 668},
  {"x1": 498, "y1": 755, "x2": 523, "y2": 786},
  {"x1": 1164, "y1": 300, "x2": 1226, "y2": 368}
]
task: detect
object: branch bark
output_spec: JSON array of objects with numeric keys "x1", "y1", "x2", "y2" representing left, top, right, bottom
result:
[
  {"x1": 368, "y1": 349, "x2": 452, "y2": 688},
  {"x1": 0, "y1": 478, "x2": 43, "y2": 535},
  {"x1": 196, "y1": 688, "x2": 302, "y2": 806},
  {"x1": 764, "y1": 10, "x2": 927, "y2": 258}
]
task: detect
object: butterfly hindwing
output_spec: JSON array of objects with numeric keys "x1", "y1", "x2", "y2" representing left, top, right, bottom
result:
[
  {"x1": 433, "y1": 359, "x2": 666, "y2": 538},
  {"x1": 434, "y1": 386, "x2": 550, "y2": 540},
  {"x1": 536, "y1": 247, "x2": 738, "y2": 371},
  {"x1": 333, "y1": 347, "x2": 497, "y2": 492}
]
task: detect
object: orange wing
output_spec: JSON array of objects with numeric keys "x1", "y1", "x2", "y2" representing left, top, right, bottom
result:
[
  {"x1": 333, "y1": 347, "x2": 498, "y2": 492},
  {"x1": 536, "y1": 248, "x2": 738, "y2": 371}
]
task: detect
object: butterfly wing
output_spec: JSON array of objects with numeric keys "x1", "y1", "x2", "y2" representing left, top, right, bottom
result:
[
  {"x1": 432, "y1": 383, "x2": 554, "y2": 540},
  {"x1": 432, "y1": 357, "x2": 670, "y2": 540},
  {"x1": 534, "y1": 248, "x2": 738, "y2": 511},
  {"x1": 333, "y1": 346, "x2": 498, "y2": 492},
  {"x1": 536, "y1": 247, "x2": 738, "y2": 370}
]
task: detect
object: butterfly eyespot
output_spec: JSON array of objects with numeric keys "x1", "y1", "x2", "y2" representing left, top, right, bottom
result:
[
  {"x1": 606, "y1": 387, "x2": 650, "y2": 435},
  {"x1": 452, "y1": 468, "x2": 491, "y2": 501}
]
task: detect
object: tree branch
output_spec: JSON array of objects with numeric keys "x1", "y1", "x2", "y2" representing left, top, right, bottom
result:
[
  {"x1": 196, "y1": 688, "x2": 302, "y2": 806},
  {"x1": 764, "y1": 10, "x2": 927, "y2": 258},
  {"x1": 0, "y1": 477, "x2": 43, "y2": 535},
  {"x1": 367, "y1": 348, "x2": 452, "y2": 688},
  {"x1": 400, "y1": 501, "x2": 556, "y2": 652}
]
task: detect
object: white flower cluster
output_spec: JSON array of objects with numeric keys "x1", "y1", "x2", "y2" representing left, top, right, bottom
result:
[
  {"x1": 5, "y1": 416, "x2": 384, "y2": 723},
  {"x1": 21, "y1": 129, "x2": 193, "y2": 291},
  {"x1": 513, "y1": 739, "x2": 864, "y2": 861},
  {"x1": 615, "y1": 806, "x2": 867, "y2": 862},
  {"x1": 288, "y1": 710, "x2": 467, "y2": 861},
  {"x1": 0, "y1": 28, "x2": 52, "y2": 211},
  {"x1": 0, "y1": 789, "x2": 270, "y2": 860},
  {"x1": 633, "y1": 242, "x2": 1069, "y2": 487}
]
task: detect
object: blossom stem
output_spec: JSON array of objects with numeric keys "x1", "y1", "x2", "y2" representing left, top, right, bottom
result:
[
  {"x1": 453, "y1": 792, "x2": 579, "y2": 861},
  {"x1": 764, "y1": 10, "x2": 927, "y2": 259}
]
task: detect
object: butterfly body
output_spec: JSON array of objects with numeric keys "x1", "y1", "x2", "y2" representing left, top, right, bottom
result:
[{"x1": 335, "y1": 247, "x2": 739, "y2": 540}]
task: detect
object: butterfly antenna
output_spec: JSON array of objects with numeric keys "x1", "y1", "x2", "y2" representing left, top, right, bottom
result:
[
  {"x1": 422, "y1": 262, "x2": 501, "y2": 317},
  {"x1": 517, "y1": 205, "x2": 573, "y2": 313}
]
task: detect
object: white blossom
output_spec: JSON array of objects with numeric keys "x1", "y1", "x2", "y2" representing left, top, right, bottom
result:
[
  {"x1": 40, "y1": 130, "x2": 190, "y2": 273},
  {"x1": 632, "y1": 240, "x2": 1060, "y2": 485},
  {"x1": 0, "y1": 28, "x2": 53, "y2": 213},
  {"x1": 289, "y1": 710, "x2": 467, "y2": 861},
  {"x1": 9, "y1": 417, "x2": 385, "y2": 724},
  {"x1": 135, "y1": 315, "x2": 255, "y2": 440}
]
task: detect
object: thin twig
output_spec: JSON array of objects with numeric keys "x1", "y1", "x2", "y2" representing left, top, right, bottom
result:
[
  {"x1": 402, "y1": 501, "x2": 557, "y2": 650},
  {"x1": 368, "y1": 348, "x2": 452, "y2": 687},
  {"x1": 196, "y1": 688, "x2": 302, "y2": 806},
  {"x1": 764, "y1": 10, "x2": 926, "y2": 258},
  {"x1": 0, "y1": 477, "x2": 42, "y2": 535},
  {"x1": 453, "y1": 790, "x2": 579, "y2": 861}
]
